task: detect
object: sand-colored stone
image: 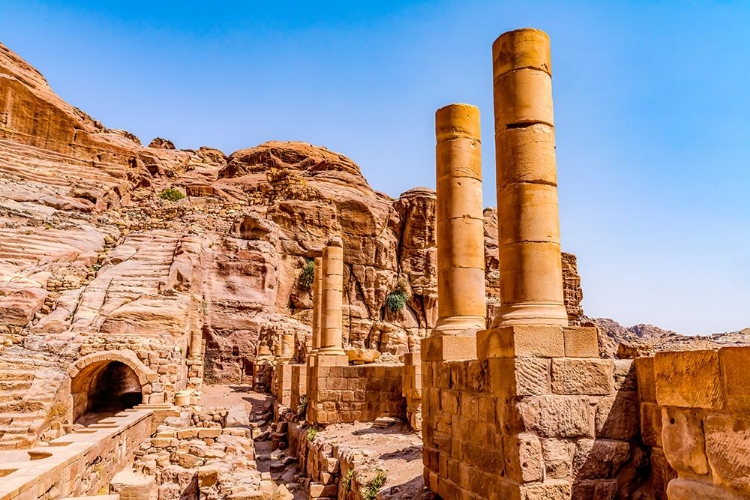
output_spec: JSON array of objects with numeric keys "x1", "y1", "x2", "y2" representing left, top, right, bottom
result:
[
  {"x1": 661, "y1": 406, "x2": 709, "y2": 476},
  {"x1": 704, "y1": 413, "x2": 750, "y2": 494},
  {"x1": 491, "y1": 28, "x2": 567, "y2": 327},
  {"x1": 477, "y1": 325, "x2": 564, "y2": 359},
  {"x1": 654, "y1": 350, "x2": 725, "y2": 409},
  {"x1": 311, "y1": 256, "x2": 323, "y2": 353},
  {"x1": 318, "y1": 238, "x2": 346, "y2": 358},
  {"x1": 433, "y1": 103, "x2": 486, "y2": 337}
]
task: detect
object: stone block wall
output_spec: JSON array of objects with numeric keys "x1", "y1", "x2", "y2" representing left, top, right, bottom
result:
[
  {"x1": 648, "y1": 347, "x2": 750, "y2": 499},
  {"x1": 290, "y1": 364, "x2": 307, "y2": 415},
  {"x1": 634, "y1": 356, "x2": 677, "y2": 499},
  {"x1": 308, "y1": 364, "x2": 405, "y2": 425},
  {"x1": 275, "y1": 364, "x2": 294, "y2": 407},
  {"x1": 0, "y1": 409, "x2": 153, "y2": 500},
  {"x1": 402, "y1": 352, "x2": 422, "y2": 431},
  {"x1": 79, "y1": 334, "x2": 190, "y2": 405},
  {"x1": 421, "y1": 326, "x2": 647, "y2": 499}
]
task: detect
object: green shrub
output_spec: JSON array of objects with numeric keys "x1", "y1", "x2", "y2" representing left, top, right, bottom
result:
[
  {"x1": 343, "y1": 469, "x2": 354, "y2": 492},
  {"x1": 159, "y1": 187, "x2": 185, "y2": 202},
  {"x1": 362, "y1": 469, "x2": 387, "y2": 500},
  {"x1": 298, "y1": 259, "x2": 315, "y2": 291},
  {"x1": 307, "y1": 425, "x2": 318, "y2": 442},
  {"x1": 385, "y1": 280, "x2": 409, "y2": 313},
  {"x1": 298, "y1": 395, "x2": 308, "y2": 418}
]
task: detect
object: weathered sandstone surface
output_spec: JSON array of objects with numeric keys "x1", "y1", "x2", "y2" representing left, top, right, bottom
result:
[{"x1": 0, "y1": 41, "x2": 585, "y2": 383}]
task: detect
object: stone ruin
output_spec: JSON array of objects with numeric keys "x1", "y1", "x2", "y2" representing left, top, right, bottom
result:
[{"x1": 0, "y1": 24, "x2": 747, "y2": 500}]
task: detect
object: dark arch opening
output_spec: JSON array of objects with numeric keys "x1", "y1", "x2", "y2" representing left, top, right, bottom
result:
[{"x1": 73, "y1": 361, "x2": 142, "y2": 426}]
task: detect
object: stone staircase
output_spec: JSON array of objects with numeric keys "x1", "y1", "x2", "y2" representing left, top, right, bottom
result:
[{"x1": 0, "y1": 352, "x2": 66, "y2": 450}]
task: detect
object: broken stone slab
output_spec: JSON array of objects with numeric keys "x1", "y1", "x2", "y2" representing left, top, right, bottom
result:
[{"x1": 346, "y1": 348, "x2": 381, "y2": 364}]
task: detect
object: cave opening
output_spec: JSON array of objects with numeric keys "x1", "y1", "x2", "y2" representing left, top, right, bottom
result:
[{"x1": 73, "y1": 361, "x2": 142, "y2": 426}]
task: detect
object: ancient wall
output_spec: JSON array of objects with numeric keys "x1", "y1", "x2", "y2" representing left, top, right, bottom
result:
[
  {"x1": 307, "y1": 364, "x2": 405, "y2": 425},
  {"x1": 402, "y1": 352, "x2": 422, "y2": 431},
  {"x1": 290, "y1": 364, "x2": 308, "y2": 416},
  {"x1": 287, "y1": 422, "x2": 394, "y2": 500},
  {"x1": 422, "y1": 327, "x2": 647, "y2": 499},
  {"x1": 638, "y1": 347, "x2": 750, "y2": 499},
  {"x1": 0, "y1": 409, "x2": 152, "y2": 500},
  {"x1": 275, "y1": 364, "x2": 294, "y2": 407}
]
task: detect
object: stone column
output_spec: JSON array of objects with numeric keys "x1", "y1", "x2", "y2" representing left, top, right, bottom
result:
[
  {"x1": 318, "y1": 238, "x2": 347, "y2": 360},
  {"x1": 281, "y1": 333, "x2": 294, "y2": 359},
  {"x1": 491, "y1": 28, "x2": 568, "y2": 327},
  {"x1": 433, "y1": 103, "x2": 487, "y2": 336},
  {"x1": 311, "y1": 255, "x2": 324, "y2": 354}
]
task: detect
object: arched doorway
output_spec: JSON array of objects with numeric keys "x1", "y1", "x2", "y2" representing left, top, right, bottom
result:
[{"x1": 71, "y1": 359, "x2": 144, "y2": 426}]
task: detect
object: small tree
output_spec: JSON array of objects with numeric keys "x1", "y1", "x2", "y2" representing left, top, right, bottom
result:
[
  {"x1": 298, "y1": 259, "x2": 315, "y2": 291},
  {"x1": 385, "y1": 279, "x2": 409, "y2": 313},
  {"x1": 159, "y1": 187, "x2": 185, "y2": 202}
]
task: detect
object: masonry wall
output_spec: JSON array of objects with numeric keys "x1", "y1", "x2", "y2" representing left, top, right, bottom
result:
[
  {"x1": 0, "y1": 409, "x2": 153, "y2": 500},
  {"x1": 78, "y1": 334, "x2": 190, "y2": 405},
  {"x1": 308, "y1": 364, "x2": 405, "y2": 425},
  {"x1": 402, "y1": 352, "x2": 422, "y2": 431},
  {"x1": 421, "y1": 326, "x2": 648, "y2": 499},
  {"x1": 645, "y1": 347, "x2": 750, "y2": 500},
  {"x1": 290, "y1": 364, "x2": 307, "y2": 415},
  {"x1": 275, "y1": 364, "x2": 293, "y2": 407},
  {"x1": 634, "y1": 356, "x2": 677, "y2": 499}
]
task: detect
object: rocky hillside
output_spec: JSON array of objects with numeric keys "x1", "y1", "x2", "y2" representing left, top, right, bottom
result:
[
  {"x1": 0, "y1": 41, "x2": 585, "y2": 383},
  {"x1": 592, "y1": 317, "x2": 750, "y2": 358}
]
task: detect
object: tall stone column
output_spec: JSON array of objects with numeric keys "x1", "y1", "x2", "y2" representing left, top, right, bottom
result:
[
  {"x1": 311, "y1": 256, "x2": 324, "y2": 354},
  {"x1": 491, "y1": 28, "x2": 568, "y2": 327},
  {"x1": 433, "y1": 103, "x2": 487, "y2": 336},
  {"x1": 318, "y1": 238, "x2": 347, "y2": 360}
]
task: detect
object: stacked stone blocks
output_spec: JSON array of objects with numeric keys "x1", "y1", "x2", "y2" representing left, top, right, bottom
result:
[
  {"x1": 644, "y1": 346, "x2": 750, "y2": 499},
  {"x1": 402, "y1": 352, "x2": 423, "y2": 430},
  {"x1": 307, "y1": 364, "x2": 405, "y2": 425},
  {"x1": 422, "y1": 325, "x2": 643, "y2": 499}
]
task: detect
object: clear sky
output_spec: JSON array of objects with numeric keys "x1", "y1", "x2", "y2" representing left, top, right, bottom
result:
[{"x1": 1, "y1": 1, "x2": 748, "y2": 334}]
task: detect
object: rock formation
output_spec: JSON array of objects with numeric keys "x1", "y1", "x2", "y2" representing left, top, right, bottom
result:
[{"x1": 0, "y1": 40, "x2": 585, "y2": 394}]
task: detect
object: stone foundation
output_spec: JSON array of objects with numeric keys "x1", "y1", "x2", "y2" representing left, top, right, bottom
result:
[
  {"x1": 421, "y1": 326, "x2": 647, "y2": 499},
  {"x1": 307, "y1": 364, "x2": 405, "y2": 425}
]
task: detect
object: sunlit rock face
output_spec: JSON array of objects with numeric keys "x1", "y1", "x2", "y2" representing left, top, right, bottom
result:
[{"x1": 0, "y1": 41, "x2": 586, "y2": 387}]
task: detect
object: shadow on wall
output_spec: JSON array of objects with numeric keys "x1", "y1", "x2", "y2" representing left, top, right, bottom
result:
[
  {"x1": 72, "y1": 361, "x2": 142, "y2": 426},
  {"x1": 574, "y1": 360, "x2": 651, "y2": 498}
]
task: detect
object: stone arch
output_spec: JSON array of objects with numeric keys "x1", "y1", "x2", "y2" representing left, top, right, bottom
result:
[{"x1": 68, "y1": 351, "x2": 157, "y2": 424}]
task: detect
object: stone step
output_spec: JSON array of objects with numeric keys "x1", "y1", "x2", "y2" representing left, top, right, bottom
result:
[
  {"x1": 0, "y1": 412, "x2": 44, "y2": 426},
  {"x1": 0, "y1": 401, "x2": 45, "y2": 413},
  {"x1": 0, "y1": 435, "x2": 34, "y2": 450},
  {"x1": 0, "y1": 380, "x2": 33, "y2": 392},
  {"x1": 0, "y1": 370, "x2": 37, "y2": 381},
  {"x1": 0, "y1": 389, "x2": 31, "y2": 403}
]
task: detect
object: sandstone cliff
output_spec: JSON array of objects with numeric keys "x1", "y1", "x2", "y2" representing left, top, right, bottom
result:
[{"x1": 0, "y1": 41, "x2": 585, "y2": 387}]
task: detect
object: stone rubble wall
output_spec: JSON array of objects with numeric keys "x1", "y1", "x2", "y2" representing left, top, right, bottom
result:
[
  {"x1": 127, "y1": 406, "x2": 263, "y2": 500},
  {"x1": 307, "y1": 364, "x2": 405, "y2": 425},
  {"x1": 644, "y1": 347, "x2": 750, "y2": 499},
  {"x1": 287, "y1": 422, "x2": 385, "y2": 500}
]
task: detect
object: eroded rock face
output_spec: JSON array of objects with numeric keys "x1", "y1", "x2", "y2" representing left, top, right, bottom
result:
[{"x1": 0, "y1": 41, "x2": 587, "y2": 386}]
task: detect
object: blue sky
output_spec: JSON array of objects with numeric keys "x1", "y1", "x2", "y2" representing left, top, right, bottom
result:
[{"x1": 1, "y1": 1, "x2": 748, "y2": 334}]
